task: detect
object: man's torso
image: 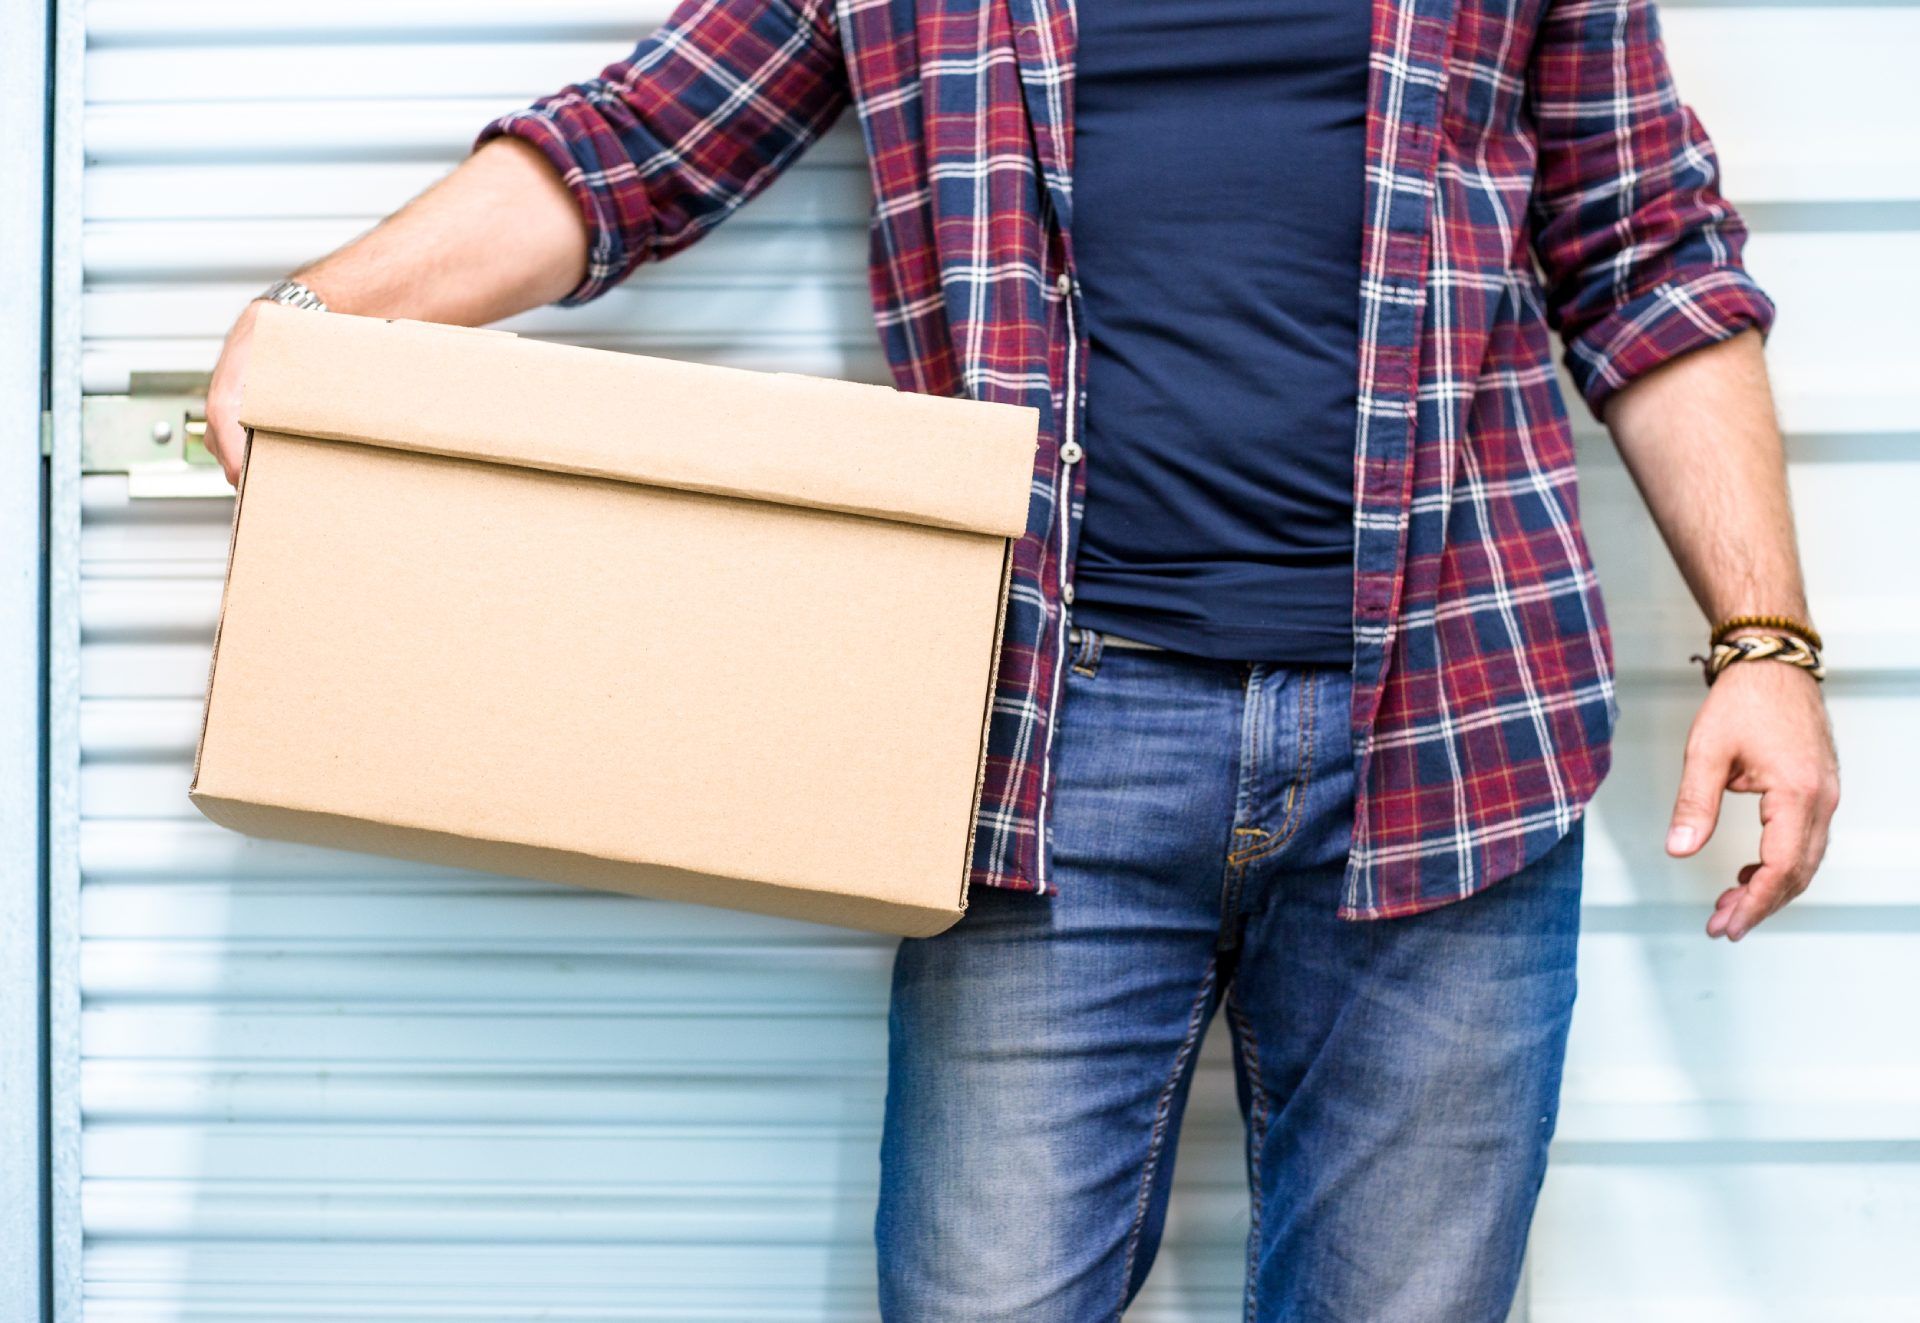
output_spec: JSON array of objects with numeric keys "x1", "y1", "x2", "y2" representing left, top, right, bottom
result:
[{"x1": 1069, "y1": 0, "x2": 1371, "y2": 666}]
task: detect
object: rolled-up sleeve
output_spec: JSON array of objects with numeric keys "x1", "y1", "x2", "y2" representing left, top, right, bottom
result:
[
  {"x1": 477, "y1": 0, "x2": 850, "y2": 305},
  {"x1": 1528, "y1": 0, "x2": 1776, "y2": 416}
]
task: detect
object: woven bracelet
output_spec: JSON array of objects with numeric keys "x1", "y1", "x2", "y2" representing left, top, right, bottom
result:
[{"x1": 1692, "y1": 633, "x2": 1827, "y2": 686}]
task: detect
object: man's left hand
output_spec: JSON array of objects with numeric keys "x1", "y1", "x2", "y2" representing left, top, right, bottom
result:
[{"x1": 1664, "y1": 658, "x2": 1840, "y2": 941}]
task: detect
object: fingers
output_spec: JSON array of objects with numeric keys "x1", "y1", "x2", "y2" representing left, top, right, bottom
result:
[
  {"x1": 1667, "y1": 733, "x2": 1731, "y2": 858},
  {"x1": 208, "y1": 401, "x2": 245, "y2": 488},
  {"x1": 206, "y1": 365, "x2": 247, "y2": 487},
  {"x1": 206, "y1": 304, "x2": 258, "y2": 488},
  {"x1": 1704, "y1": 872, "x2": 1750, "y2": 939},
  {"x1": 1721, "y1": 784, "x2": 1821, "y2": 942}
]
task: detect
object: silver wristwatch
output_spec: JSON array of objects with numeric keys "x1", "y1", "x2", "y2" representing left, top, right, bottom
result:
[{"x1": 256, "y1": 278, "x2": 329, "y2": 313}]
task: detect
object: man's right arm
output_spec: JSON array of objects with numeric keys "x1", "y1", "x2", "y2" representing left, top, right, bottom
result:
[
  {"x1": 204, "y1": 138, "x2": 589, "y2": 484},
  {"x1": 205, "y1": 0, "x2": 852, "y2": 486}
]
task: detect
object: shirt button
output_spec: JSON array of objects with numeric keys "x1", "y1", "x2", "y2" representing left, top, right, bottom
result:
[
  {"x1": 1055, "y1": 272, "x2": 1072, "y2": 296},
  {"x1": 1058, "y1": 439, "x2": 1084, "y2": 465},
  {"x1": 1063, "y1": 582, "x2": 1076, "y2": 605}
]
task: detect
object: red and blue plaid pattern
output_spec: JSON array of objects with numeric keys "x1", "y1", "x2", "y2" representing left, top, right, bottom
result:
[{"x1": 481, "y1": 0, "x2": 1772, "y2": 919}]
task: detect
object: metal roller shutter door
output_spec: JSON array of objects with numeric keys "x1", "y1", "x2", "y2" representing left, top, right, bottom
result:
[{"x1": 44, "y1": 1, "x2": 1920, "y2": 1319}]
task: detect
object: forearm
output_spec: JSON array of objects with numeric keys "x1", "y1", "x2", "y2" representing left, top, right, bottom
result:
[
  {"x1": 1610, "y1": 330, "x2": 1839, "y2": 942},
  {"x1": 203, "y1": 138, "x2": 590, "y2": 482},
  {"x1": 294, "y1": 137, "x2": 589, "y2": 325},
  {"x1": 1601, "y1": 330, "x2": 1808, "y2": 627}
]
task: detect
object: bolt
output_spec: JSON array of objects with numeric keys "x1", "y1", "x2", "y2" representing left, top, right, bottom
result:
[{"x1": 152, "y1": 419, "x2": 174, "y2": 445}]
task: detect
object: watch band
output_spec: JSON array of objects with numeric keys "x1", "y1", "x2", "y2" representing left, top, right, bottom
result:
[{"x1": 256, "y1": 278, "x2": 329, "y2": 313}]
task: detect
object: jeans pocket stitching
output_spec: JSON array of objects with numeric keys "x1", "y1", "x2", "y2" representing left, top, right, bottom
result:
[{"x1": 1227, "y1": 669, "x2": 1321, "y2": 868}]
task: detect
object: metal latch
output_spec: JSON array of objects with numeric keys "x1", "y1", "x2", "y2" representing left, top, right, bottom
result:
[{"x1": 81, "y1": 372, "x2": 231, "y2": 498}]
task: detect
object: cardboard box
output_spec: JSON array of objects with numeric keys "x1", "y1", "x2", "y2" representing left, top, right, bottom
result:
[{"x1": 190, "y1": 305, "x2": 1037, "y2": 937}]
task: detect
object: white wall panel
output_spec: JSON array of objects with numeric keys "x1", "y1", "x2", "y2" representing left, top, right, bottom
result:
[
  {"x1": 1661, "y1": 9, "x2": 1920, "y2": 202},
  {"x1": 55, "y1": 2, "x2": 1918, "y2": 1321},
  {"x1": 1547, "y1": 9, "x2": 1920, "y2": 1320}
]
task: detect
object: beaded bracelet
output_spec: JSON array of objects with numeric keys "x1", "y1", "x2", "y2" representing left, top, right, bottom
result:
[
  {"x1": 1711, "y1": 613, "x2": 1824, "y2": 652},
  {"x1": 1692, "y1": 633, "x2": 1827, "y2": 687}
]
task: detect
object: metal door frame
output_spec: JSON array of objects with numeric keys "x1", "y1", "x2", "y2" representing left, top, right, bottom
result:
[
  {"x1": 41, "y1": 0, "x2": 87, "y2": 1317},
  {"x1": 1, "y1": 0, "x2": 55, "y2": 1316}
]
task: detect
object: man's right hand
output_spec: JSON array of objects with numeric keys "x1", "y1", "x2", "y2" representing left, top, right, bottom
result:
[{"x1": 200, "y1": 138, "x2": 592, "y2": 489}]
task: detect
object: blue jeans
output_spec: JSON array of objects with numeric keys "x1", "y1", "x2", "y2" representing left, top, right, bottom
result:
[{"x1": 876, "y1": 631, "x2": 1583, "y2": 1322}]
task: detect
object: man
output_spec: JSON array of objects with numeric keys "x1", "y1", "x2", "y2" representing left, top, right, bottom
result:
[{"x1": 203, "y1": 0, "x2": 1841, "y2": 1314}]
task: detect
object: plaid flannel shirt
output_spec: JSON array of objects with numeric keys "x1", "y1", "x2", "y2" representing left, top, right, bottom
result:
[{"x1": 481, "y1": 0, "x2": 1774, "y2": 919}]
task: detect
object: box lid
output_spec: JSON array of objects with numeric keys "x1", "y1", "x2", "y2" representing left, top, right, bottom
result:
[{"x1": 239, "y1": 304, "x2": 1039, "y2": 538}]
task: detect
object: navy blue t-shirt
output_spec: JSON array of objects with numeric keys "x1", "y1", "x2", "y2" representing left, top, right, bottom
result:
[{"x1": 1069, "y1": 0, "x2": 1371, "y2": 665}]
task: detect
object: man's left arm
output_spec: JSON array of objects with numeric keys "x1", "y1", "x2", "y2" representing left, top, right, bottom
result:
[
  {"x1": 1602, "y1": 331, "x2": 1840, "y2": 941},
  {"x1": 1527, "y1": 0, "x2": 1838, "y2": 939}
]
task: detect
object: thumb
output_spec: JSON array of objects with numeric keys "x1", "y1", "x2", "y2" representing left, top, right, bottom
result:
[{"x1": 1668, "y1": 737, "x2": 1730, "y2": 857}]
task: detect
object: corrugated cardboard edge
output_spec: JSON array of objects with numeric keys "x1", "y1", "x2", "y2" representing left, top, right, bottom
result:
[
  {"x1": 187, "y1": 428, "x2": 257, "y2": 802},
  {"x1": 188, "y1": 794, "x2": 966, "y2": 938},
  {"x1": 949, "y1": 540, "x2": 1020, "y2": 930}
]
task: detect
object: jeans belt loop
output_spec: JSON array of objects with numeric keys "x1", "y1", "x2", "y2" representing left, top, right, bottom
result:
[{"x1": 1067, "y1": 626, "x2": 1104, "y2": 677}]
